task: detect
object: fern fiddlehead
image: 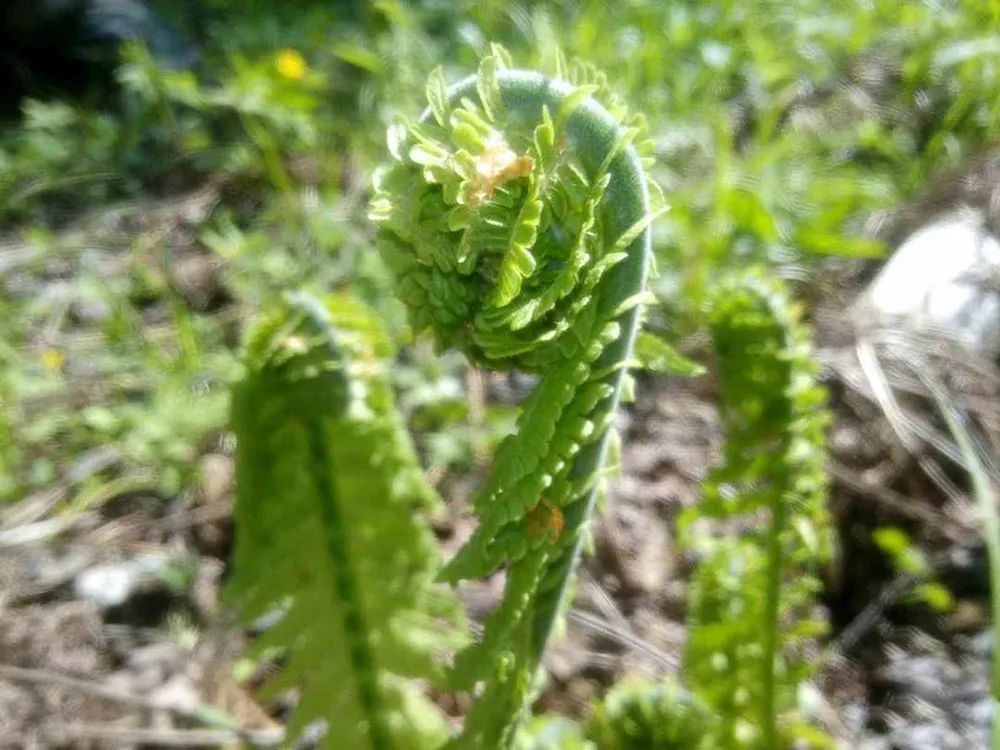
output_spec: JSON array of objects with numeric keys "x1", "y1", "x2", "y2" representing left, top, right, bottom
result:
[
  {"x1": 227, "y1": 293, "x2": 466, "y2": 750},
  {"x1": 588, "y1": 677, "x2": 715, "y2": 750},
  {"x1": 370, "y1": 49, "x2": 656, "y2": 748},
  {"x1": 681, "y1": 271, "x2": 831, "y2": 749}
]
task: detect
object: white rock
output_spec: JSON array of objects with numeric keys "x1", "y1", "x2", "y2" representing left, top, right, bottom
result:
[
  {"x1": 73, "y1": 553, "x2": 170, "y2": 609},
  {"x1": 862, "y1": 211, "x2": 1000, "y2": 355}
]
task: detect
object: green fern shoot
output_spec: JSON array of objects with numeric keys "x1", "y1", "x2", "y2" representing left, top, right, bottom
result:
[
  {"x1": 587, "y1": 677, "x2": 715, "y2": 750},
  {"x1": 227, "y1": 292, "x2": 466, "y2": 750},
  {"x1": 370, "y1": 47, "x2": 658, "y2": 748},
  {"x1": 680, "y1": 270, "x2": 832, "y2": 750}
]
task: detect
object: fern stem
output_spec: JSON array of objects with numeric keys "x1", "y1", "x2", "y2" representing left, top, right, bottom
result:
[
  {"x1": 305, "y1": 421, "x2": 393, "y2": 750},
  {"x1": 761, "y1": 490, "x2": 787, "y2": 750}
]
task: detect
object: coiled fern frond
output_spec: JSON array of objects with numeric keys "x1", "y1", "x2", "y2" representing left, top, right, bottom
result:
[
  {"x1": 586, "y1": 678, "x2": 714, "y2": 750},
  {"x1": 370, "y1": 47, "x2": 657, "y2": 748},
  {"x1": 681, "y1": 270, "x2": 832, "y2": 749},
  {"x1": 512, "y1": 677, "x2": 712, "y2": 750},
  {"x1": 227, "y1": 292, "x2": 466, "y2": 750}
]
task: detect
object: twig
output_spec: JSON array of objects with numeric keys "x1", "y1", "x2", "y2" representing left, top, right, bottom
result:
[
  {"x1": 153, "y1": 502, "x2": 233, "y2": 533},
  {"x1": 924, "y1": 378, "x2": 1000, "y2": 750},
  {"x1": 0, "y1": 664, "x2": 275, "y2": 743},
  {"x1": 0, "y1": 664, "x2": 176, "y2": 714},
  {"x1": 855, "y1": 340, "x2": 969, "y2": 504},
  {"x1": 42, "y1": 724, "x2": 283, "y2": 748},
  {"x1": 567, "y1": 608, "x2": 679, "y2": 671},
  {"x1": 0, "y1": 514, "x2": 95, "y2": 548},
  {"x1": 0, "y1": 485, "x2": 68, "y2": 528},
  {"x1": 581, "y1": 574, "x2": 635, "y2": 640}
]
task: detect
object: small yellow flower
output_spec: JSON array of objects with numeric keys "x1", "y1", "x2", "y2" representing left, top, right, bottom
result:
[
  {"x1": 41, "y1": 347, "x2": 65, "y2": 373},
  {"x1": 275, "y1": 49, "x2": 308, "y2": 81}
]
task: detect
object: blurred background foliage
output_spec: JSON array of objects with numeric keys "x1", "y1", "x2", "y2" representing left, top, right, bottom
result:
[{"x1": 0, "y1": 0, "x2": 996, "y2": 512}]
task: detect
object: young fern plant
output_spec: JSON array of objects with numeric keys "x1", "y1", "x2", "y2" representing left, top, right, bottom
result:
[
  {"x1": 513, "y1": 678, "x2": 711, "y2": 750},
  {"x1": 370, "y1": 48, "x2": 658, "y2": 748},
  {"x1": 586, "y1": 677, "x2": 715, "y2": 750},
  {"x1": 227, "y1": 292, "x2": 467, "y2": 750},
  {"x1": 680, "y1": 270, "x2": 832, "y2": 749}
]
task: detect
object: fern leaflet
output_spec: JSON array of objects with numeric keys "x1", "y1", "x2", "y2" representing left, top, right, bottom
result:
[{"x1": 227, "y1": 292, "x2": 466, "y2": 750}]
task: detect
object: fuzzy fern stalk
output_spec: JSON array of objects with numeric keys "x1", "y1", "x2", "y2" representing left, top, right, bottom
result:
[
  {"x1": 227, "y1": 292, "x2": 466, "y2": 750},
  {"x1": 681, "y1": 271, "x2": 832, "y2": 749},
  {"x1": 370, "y1": 48, "x2": 657, "y2": 748}
]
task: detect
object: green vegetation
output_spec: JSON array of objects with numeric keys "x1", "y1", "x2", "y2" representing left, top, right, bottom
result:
[
  {"x1": 681, "y1": 273, "x2": 832, "y2": 748},
  {"x1": 1, "y1": 1, "x2": 997, "y2": 748},
  {"x1": 226, "y1": 53, "x2": 829, "y2": 749},
  {"x1": 371, "y1": 50, "x2": 654, "y2": 749},
  {"x1": 586, "y1": 678, "x2": 713, "y2": 750},
  {"x1": 3, "y1": 0, "x2": 996, "y2": 506},
  {"x1": 228, "y1": 293, "x2": 466, "y2": 749}
]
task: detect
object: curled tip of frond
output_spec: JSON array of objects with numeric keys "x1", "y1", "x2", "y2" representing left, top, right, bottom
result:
[
  {"x1": 705, "y1": 270, "x2": 828, "y2": 442},
  {"x1": 588, "y1": 677, "x2": 715, "y2": 749},
  {"x1": 369, "y1": 47, "x2": 654, "y2": 372}
]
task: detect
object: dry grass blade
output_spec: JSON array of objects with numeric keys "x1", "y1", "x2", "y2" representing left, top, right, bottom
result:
[{"x1": 41, "y1": 724, "x2": 283, "y2": 747}]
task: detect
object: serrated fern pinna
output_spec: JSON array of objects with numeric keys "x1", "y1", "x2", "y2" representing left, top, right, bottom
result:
[
  {"x1": 680, "y1": 272, "x2": 832, "y2": 749},
  {"x1": 369, "y1": 48, "x2": 657, "y2": 748},
  {"x1": 227, "y1": 293, "x2": 466, "y2": 750}
]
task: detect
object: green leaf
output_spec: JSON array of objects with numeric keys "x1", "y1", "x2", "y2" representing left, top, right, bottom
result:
[
  {"x1": 795, "y1": 228, "x2": 885, "y2": 257},
  {"x1": 426, "y1": 66, "x2": 450, "y2": 127},
  {"x1": 633, "y1": 332, "x2": 705, "y2": 376},
  {"x1": 477, "y1": 54, "x2": 503, "y2": 122},
  {"x1": 873, "y1": 526, "x2": 928, "y2": 576},
  {"x1": 331, "y1": 42, "x2": 384, "y2": 73},
  {"x1": 913, "y1": 582, "x2": 955, "y2": 613},
  {"x1": 228, "y1": 293, "x2": 467, "y2": 750}
]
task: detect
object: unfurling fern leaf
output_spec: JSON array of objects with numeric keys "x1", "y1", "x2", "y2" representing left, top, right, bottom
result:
[
  {"x1": 681, "y1": 271, "x2": 832, "y2": 749},
  {"x1": 511, "y1": 678, "x2": 713, "y2": 750},
  {"x1": 227, "y1": 292, "x2": 467, "y2": 750},
  {"x1": 587, "y1": 678, "x2": 714, "y2": 750},
  {"x1": 370, "y1": 48, "x2": 657, "y2": 748}
]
